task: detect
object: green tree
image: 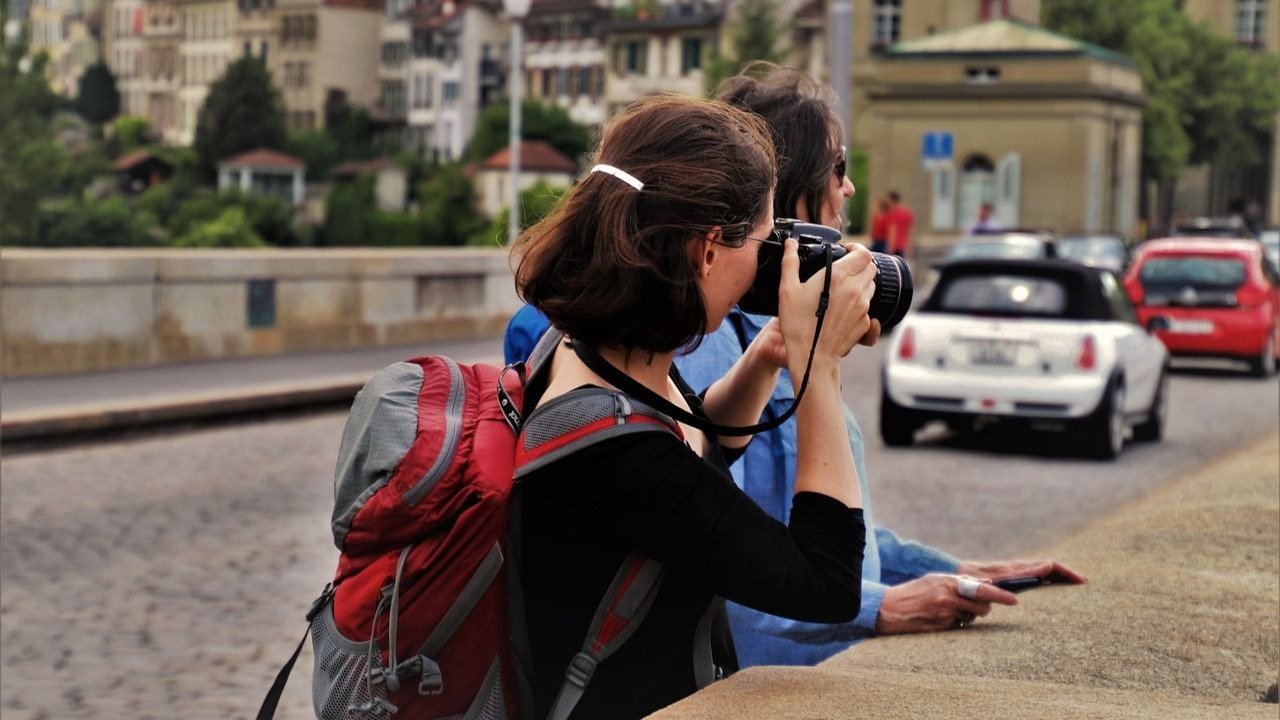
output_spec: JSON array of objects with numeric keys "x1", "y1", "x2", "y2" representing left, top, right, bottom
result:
[
  {"x1": 844, "y1": 147, "x2": 870, "y2": 234},
  {"x1": 703, "y1": 0, "x2": 786, "y2": 93},
  {"x1": 74, "y1": 61, "x2": 121, "y2": 125},
  {"x1": 38, "y1": 197, "x2": 157, "y2": 246},
  {"x1": 173, "y1": 206, "x2": 266, "y2": 247},
  {"x1": 111, "y1": 115, "x2": 152, "y2": 153},
  {"x1": 0, "y1": 15, "x2": 72, "y2": 245},
  {"x1": 470, "y1": 180, "x2": 569, "y2": 246},
  {"x1": 421, "y1": 163, "x2": 485, "y2": 245},
  {"x1": 463, "y1": 100, "x2": 592, "y2": 164},
  {"x1": 286, "y1": 130, "x2": 341, "y2": 181},
  {"x1": 169, "y1": 190, "x2": 298, "y2": 246},
  {"x1": 193, "y1": 57, "x2": 287, "y2": 180},
  {"x1": 1044, "y1": 0, "x2": 1280, "y2": 221},
  {"x1": 320, "y1": 176, "x2": 377, "y2": 246}
]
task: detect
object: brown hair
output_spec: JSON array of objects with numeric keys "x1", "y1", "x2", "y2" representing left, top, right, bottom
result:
[
  {"x1": 514, "y1": 94, "x2": 776, "y2": 353},
  {"x1": 714, "y1": 62, "x2": 843, "y2": 223}
]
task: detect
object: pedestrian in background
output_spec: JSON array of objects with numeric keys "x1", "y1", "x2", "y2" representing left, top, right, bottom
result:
[
  {"x1": 970, "y1": 202, "x2": 1003, "y2": 234},
  {"x1": 869, "y1": 196, "x2": 892, "y2": 253},
  {"x1": 886, "y1": 189, "x2": 915, "y2": 260}
]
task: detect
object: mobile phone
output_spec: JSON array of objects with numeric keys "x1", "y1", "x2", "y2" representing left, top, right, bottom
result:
[{"x1": 994, "y1": 576, "x2": 1043, "y2": 593}]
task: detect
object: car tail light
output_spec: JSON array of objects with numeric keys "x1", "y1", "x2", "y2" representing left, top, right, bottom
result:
[
  {"x1": 899, "y1": 327, "x2": 916, "y2": 361},
  {"x1": 1236, "y1": 285, "x2": 1266, "y2": 308},
  {"x1": 1123, "y1": 277, "x2": 1144, "y2": 305},
  {"x1": 1077, "y1": 334, "x2": 1096, "y2": 370}
]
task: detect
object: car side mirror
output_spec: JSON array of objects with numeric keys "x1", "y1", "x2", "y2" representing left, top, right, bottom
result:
[{"x1": 1146, "y1": 316, "x2": 1171, "y2": 333}]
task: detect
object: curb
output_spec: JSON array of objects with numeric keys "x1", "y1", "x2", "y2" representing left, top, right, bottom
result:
[{"x1": 0, "y1": 374, "x2": 372, "y2": 443}]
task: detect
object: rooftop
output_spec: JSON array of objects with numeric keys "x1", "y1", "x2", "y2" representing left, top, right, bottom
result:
[
  {"x1": 479, "y1": 140, "x2": 578, "y2": 174},
  {"x1": 219, "y1": 148, "x2": 305, "y2": 170},
  {"x1": 888, "y1": 18, "x2": 1136, "y2": 69}
]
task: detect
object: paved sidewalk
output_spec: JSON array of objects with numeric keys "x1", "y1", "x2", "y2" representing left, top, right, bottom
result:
[
  {"x1": 0, "y1": 336, "x2": 505, "y2": 440},
  {"x1": 653, "y1": 433, "x2": 1280, "y2": 718}
]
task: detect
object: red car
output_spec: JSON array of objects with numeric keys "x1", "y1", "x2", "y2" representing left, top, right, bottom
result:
[{"x1": 1124, "y1": 238, "x2": 1280, "y2": 376}]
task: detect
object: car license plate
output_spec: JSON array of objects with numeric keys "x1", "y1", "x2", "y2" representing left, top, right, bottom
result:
[
  {"x1": 969, "y1": 338, "x2": 1017, "y2": 365},
  {"x1": 1167, "y1": 319, "x2": 1213, "y2": 334}
]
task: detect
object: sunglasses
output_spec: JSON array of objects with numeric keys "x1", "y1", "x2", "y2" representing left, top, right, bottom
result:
[{"x1": 833, "y1": 145, "x2": 847, "y2": 179}]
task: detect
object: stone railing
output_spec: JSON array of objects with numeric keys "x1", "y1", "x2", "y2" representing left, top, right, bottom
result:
[{"x1": 0, "y1": 248, "x2": 522, "y2": 378}]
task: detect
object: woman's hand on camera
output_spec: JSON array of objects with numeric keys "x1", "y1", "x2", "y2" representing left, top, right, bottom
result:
[
  {"x1": 748, "y1": 318, "x2": 788, "y2": 370},
  {"x1": 778, "y1": 238, "x2": 876, "y2": 369},
  {"x1": 842, "y1": 243, "x2": 882, "y2": 348}
]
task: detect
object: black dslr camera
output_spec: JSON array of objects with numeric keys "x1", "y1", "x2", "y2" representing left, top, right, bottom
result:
[{"x1": 737, "y1": 219, "x2": 913, "y2": 332}]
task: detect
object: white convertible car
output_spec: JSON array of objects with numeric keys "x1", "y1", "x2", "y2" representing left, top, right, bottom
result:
[{"x1": 881, "y1": 259, "x2": 1169, "y2": 459}]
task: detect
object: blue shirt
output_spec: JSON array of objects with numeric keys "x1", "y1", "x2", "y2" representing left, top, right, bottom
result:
[{"x1": 502, "y1": 305, "x2": 959, "y2": 666}]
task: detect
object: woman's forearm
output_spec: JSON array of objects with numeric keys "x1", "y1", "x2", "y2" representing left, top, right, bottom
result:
[
  {"x1": 699, "y1": 340, "x2": 781, "y2": 449},
  {"x1": 792, "y1": 361, "x2": 861, "y2": 508}
]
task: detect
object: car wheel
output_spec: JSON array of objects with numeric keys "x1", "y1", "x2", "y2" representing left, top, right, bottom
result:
[
  {"x1": 1132, "y1": 371, "x2": 1167, "y2": 443},
  {"x1": 880, "y1": 390, "x2": 918, "y2": 447},
  {"x1": 1250, "y1": 335, "x2": 1277, "y2": 377},
  {"x1": 1080, "y1": 380, "x2": 1125, "y2": 460}
]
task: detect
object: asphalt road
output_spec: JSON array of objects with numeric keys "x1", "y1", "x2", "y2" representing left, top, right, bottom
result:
[{"x1": 1, "y1": 342, "x2": 1276, "y2": 719}]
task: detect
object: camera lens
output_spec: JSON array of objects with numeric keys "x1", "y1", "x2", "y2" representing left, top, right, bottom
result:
[{"x1": 868, "y1": 252, "x2": 912, "y2": 332}]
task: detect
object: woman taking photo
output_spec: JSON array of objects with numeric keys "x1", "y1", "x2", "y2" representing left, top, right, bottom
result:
[{"x1": 512, "y1": 93, "x2": 878, "y2": 718}]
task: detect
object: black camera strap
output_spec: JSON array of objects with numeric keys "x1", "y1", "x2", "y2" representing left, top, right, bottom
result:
[{"x1": 570, "y1": 245, "x2": 836, "y2": 438}]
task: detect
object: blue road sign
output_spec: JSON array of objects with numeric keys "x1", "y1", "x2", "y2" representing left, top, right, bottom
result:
[{"x1": 922, "y1": 131, "x2": 954, "y2": 162}]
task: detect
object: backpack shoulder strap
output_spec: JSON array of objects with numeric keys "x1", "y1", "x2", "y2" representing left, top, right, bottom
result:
[
  {"x1": 513, "y1": 387, "x2": 683, "y2": 480},
  {"x1": 546, "y1": 553, "x2": 663, "y2": 720}
]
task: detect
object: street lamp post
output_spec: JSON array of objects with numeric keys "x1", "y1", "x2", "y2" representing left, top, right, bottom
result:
[{"x1": 504, "y1": 0, "x2": 531, "y2": 247}]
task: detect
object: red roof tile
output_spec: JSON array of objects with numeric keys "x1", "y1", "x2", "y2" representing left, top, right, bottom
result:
[
  {"x1": 112, "y1": 149, "x2": 166, "y2": 171},
  {"x1": 479, "y1": 140, "x2": 577, "y2": 174},
  {"x1": 219, "y1": 148, "x2": 305, "y2": 170}
]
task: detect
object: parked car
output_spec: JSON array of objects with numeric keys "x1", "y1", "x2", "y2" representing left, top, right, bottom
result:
[
  {"x1": 1123, "y1": 238, "x2": 1280, "y2": 376},
  {"x1": 943, "y1": 232, "x2": 1058, "y2": 263},
  {"x1": 882, "y1": 259, "x2": 1168, "y2": 459},
  {"x1": 1260, "y1": 228, "x2": 1279, "y2": 274},
  {"x1": 1173, "y1": 217, "x2": 1251, "y2": 239},
  {"x1": 1057, "y1": 233, "x2": 1133, "y2": 274}
]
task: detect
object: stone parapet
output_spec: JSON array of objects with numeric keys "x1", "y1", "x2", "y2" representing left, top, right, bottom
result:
[{"x1": 0, "y1": 249, "x2": 521, "y2": 377}]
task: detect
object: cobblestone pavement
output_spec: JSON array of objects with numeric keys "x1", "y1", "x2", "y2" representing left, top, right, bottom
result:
[
  {"x1": 1, "y1": 412, "x2": 344, "y2": 719},
  {"x1": 2, "y1": 348, "x2": 1277, "y2": 719}
]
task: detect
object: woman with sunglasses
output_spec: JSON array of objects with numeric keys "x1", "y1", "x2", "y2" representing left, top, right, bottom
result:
[
  {"x1": 676, "y1": 64, "x2": 1085, "y2": 668},
  {"x1": 512, "y1": 93, "x2": 878, "y2": 719}
]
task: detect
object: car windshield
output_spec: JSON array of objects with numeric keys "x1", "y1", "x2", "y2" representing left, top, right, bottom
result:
[
  {"x1": 934, "y1": 275, "x2": 1069, "y2": 316},
  {"x1": 946, "y1": 238, "x2": 1047, "y2": 261},
  {"x1": 1138, "y1": 257, "x2": 1246, "y2": 290}
]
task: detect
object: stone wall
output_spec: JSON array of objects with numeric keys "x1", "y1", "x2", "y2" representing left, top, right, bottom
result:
[{"x1": 0, "y1": 248, "x2": 521, "y2": 377}]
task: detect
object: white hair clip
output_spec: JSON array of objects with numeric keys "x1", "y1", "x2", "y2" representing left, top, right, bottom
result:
[{"x1": 590, "y1": 164, "x2": 644, "y2": 191}]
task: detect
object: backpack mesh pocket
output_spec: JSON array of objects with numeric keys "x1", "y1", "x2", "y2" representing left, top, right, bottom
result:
[{"x1": 310, "y1": 602, "x2": 389, "y2": 720}]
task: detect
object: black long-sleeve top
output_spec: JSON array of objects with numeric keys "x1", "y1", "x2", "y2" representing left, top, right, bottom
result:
[{"x1": 518, "y1": 391, "x2": 866, "y2": 719}]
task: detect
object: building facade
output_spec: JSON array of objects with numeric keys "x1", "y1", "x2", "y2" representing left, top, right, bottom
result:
[
  {"x1": 103, "y1": 0, "x2": 148, "y2": 116},
  {"x1": 275, "y1": 0, "x2": 382, "y2": 132},
  {"x1": 524, "y1": 0, "x2": 609, "y2": 131},
  {"x1": 29, "y1": 0, "x2": 102, "y2": 96},
  {"x1": 602, "y1": 0, "x2": 721, "y2": 115},
  {"x1": 868, "y1": 19, "x2": 1144, "y2": 237},
  {"x1": 405, "y1": 0, "x2": 505, "y2": 161},
  {"x1": 174, "y1": 0, "x2": 236, "y2": 144},
  {"x1": 143, "y1": 0, "x2": 182, "y2": 140}
]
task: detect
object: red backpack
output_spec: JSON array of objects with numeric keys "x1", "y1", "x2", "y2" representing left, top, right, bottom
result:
[{"x1": 257, "y1": 329, "x2": 681, "y2": 720}]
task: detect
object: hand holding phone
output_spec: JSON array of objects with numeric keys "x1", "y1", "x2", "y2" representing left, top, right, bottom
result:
[{"x1": 993, "y1": 576, "x2": 1044, "y2": 593}]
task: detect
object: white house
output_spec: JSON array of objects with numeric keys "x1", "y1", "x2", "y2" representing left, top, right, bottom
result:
[{"x1": 217, "y1": 148, "x2": 307, "y2": 206}]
